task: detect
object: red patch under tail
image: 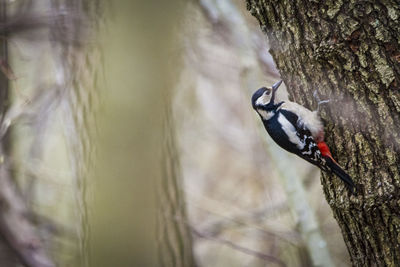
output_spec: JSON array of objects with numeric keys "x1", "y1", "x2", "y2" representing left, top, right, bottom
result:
[{"x1": 317, "y1": 142, "x2": 334, "y2": 161}]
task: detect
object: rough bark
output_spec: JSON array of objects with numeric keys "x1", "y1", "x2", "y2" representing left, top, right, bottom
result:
[{"x1": 247, "y1": 0, "x2": 400, "y2": 266}]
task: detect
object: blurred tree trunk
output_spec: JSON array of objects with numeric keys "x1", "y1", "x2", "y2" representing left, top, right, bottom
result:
[
  {"x1": 247, "y1": 0, "x2": 400, "y2": 266},
  {"x1": 0, "y1": 3, "x2": 54, "y2": 267},
  {"x1": 157, "y1": 106, "x2": 196, "y2": 267},
  {"x1": 0, "y1": 2, "x2": 56, "y2": 267},
  {"x1": 88, "y1": 1, "x2": 196, "y2": 267},
  {"x1": 0, "y1": 2, "x2": 15, "y2": 266}
]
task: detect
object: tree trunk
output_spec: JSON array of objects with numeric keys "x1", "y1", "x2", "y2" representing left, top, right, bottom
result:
[
  {"x1": 247, "y1": 0, "x2": 400, "y2": 266},
  {"x1": 0, "y1": 2, "x2": 55, "y2": 267},
  {"x1": 88, "y1": 1, "x2": 196, "y2": 266},
  {"x1": 0, "y1": 2, "x2": 15, "y2": 266},
  {"x1": 157, "y1": 106, "x2": 197, "y2": 267}
]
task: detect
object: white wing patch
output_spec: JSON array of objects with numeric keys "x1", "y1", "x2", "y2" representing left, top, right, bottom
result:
[{"x1": 277, "y1": 113, "x2": 305, "y2": 149}]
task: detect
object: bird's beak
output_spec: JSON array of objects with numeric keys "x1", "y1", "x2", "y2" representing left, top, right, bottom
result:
[{"x1": 272, "y1": 80, "x2": 282, "y2": 91}]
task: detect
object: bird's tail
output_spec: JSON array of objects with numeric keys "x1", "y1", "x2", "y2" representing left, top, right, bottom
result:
[{"x1": 324, "y1": 156, "x2": 356, "y2": 194}]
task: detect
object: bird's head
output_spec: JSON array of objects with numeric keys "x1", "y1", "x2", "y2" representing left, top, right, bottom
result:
[{"x1": 251, "y1": 80, "x2": 282, "y2": 110}]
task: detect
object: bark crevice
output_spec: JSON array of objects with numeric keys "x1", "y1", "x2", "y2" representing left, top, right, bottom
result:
[{"x1": 247, "y1": 0, "x2": 400, "y2": 265}]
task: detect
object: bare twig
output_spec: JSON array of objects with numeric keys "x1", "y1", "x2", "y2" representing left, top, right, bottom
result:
[
  {"x1": 195, "y1": 0, "x2": 279, "y2": 78},
  {"x1": 190, "y1": 225, "x2": 286, "y2": 266},
  {"x1": 194, "y1": 202, "x2": 300, "y2": 245},
  {"x1": 0, "y1": 149, "x2": 54, "y2": 267},
  {"x1": 172, "y1": 213, "x2": 286, "y2": 266}
]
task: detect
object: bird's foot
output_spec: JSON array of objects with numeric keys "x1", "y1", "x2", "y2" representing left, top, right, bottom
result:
[{"x1": 313, "y1": 90, "x2": 330, "y2": 112}]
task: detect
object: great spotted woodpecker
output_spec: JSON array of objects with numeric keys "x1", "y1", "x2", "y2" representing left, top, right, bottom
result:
[{"x1": 252, "y1": 80, "x2": 355, "y2": 193}]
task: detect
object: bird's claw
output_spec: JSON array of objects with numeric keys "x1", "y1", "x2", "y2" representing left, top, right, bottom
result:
[{"x1": 313, "y1": 90, "x2": 330, "y2": 111}]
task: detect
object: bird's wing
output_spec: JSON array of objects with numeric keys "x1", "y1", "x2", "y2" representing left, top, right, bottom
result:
[
  {"x1": 280, "y1": 101, "x2": 323, "y2": 140},
  {"x1": 279, "y1": 109, "x2": 323, "y2": 166},
  {"x1": 278, "y1": 107, "x2": 355, "y2": 193}
]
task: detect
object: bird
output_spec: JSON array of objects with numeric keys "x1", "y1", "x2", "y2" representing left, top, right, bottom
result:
[{"x1": 251, "y1": 80, "x2": 355, "y2": 193}]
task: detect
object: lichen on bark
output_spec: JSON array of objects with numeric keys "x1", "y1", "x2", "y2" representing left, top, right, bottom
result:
[{"x1": 247, "y1": 0, "x2": 400, "y2": 265}]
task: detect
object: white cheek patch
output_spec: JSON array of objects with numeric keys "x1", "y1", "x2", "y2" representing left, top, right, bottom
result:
[
  {"x1": 277, "y1": 113, "x2": 305, "y2": 149},
  {"x1": 258, "y1": 109, "x2": 275, "y2": 120},
  {"x1": 255, "y1": 92, "x2": 271, "y2": 106}
]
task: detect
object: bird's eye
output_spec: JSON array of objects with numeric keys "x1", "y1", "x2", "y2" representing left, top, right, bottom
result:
[{"x1": 266, "y1": 89, "x2": 271, "y2": 95}]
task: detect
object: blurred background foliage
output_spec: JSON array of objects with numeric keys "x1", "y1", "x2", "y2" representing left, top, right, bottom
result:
[{"x1": 2, "y1": 0, "x2": 351, "y2": 266}]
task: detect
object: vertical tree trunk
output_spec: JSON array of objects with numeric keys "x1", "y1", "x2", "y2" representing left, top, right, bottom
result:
[
  {"x1": 0, "y1": 2, "x2": 15, "y2": 265},
  {"x1": 247, "y1": 0, "x2": 400, "y2": 266},
  {"x1": 0, "y1": 3, "x2": 54, "y2": 267},
  {"x1": 157, "y1": 106, "x2": 196, "y2": 267},
  {"x1": 88, "y1": 1, "x2": 196, "y2": 266}
]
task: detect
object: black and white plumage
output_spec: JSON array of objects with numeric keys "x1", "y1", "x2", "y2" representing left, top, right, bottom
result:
[{"x1": 252, "y1": 80, "x2": 355, "y2": 193}]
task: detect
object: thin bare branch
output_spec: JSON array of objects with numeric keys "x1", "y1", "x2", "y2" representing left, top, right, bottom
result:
[
  {"x1": 195, "y1": 0, "x2": 280, "y2": 78},
  {"x1": 190, "y1": 224, "x2": 286, "y2": 266},
  {"x1": 0, "y1": 148, "x2": 54, "y2": 267}
]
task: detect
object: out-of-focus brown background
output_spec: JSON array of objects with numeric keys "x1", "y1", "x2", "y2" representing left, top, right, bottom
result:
[{"x1": 1, "y1": 0, "x2": 349, "y2": 266}]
